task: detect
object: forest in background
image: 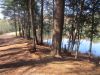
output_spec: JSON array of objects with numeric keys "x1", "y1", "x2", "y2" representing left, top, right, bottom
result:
[
  {"x1": 0, "y1": 0, "x2": 100, "y2": 58},
  {"x1": 0, "y1": 19, "x2": 15, "y2": 34},
  {"x1": 0, "y1": 0, "x2": 100, "y2": 75}
]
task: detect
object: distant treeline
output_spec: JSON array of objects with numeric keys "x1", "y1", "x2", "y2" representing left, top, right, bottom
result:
[{"x1": 0, "y1": 19, "x2": 15, "y2": 34}]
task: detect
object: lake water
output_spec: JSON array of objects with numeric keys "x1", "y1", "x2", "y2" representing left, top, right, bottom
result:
[{"x1": 43, "y1": 38, "x2": 100, "y2": 57}]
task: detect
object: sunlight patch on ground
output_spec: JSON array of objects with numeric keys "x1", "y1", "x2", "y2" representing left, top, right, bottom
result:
[
  {"x1": 0, "y1": 34, "x2": 100, "y2": 75},
  {"x1": 0, "y1": 43, "x2": 28, "y2": 51}
]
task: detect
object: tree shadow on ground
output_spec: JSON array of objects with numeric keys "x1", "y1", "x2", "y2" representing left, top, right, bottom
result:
[
  {"x1": 0, "y1": 49, "x2": 27, "y2": 58},
  {"x1": 0, "y1": 56, "x2": 66, "y2": 69},
  {"x1": 0, "y1": 37, "x2": 28, "y2": 47},
  {"x1": 0, "y1": 49, "x2": 100, "y2": 75},
  {"x1": 0, "y1": 39, "x2": 6, "y2": 45},
  {"x1": 0, "y1": 37, "x2": 100, "y2": 75}
]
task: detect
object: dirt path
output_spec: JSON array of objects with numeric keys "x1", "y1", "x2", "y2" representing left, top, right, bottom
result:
[
  {"x1": 0, "y1": 33, "x2": 100, "y2": 75},
  {"x1": 0, "y1": 32, "x2": 16, "y2": 39}
]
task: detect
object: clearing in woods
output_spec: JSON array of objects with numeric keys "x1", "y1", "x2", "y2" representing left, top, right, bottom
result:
[{"x1": 0, "y1": 32, "x2": 100, "y2": 75}]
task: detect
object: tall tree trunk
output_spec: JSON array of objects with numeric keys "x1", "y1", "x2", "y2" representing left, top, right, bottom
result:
[
  {"x1": 53, "y1": 0, "x2": 54, "y2": 27},
  {"x1": 29, "y1": 0, "x2": 36, "y2": 51},
  {"x1": 37, "y1": 0, "x2": 44, "y2": 45},
  {"x1": 52, "y1": 0, "x2": 65, "y2": 56},
  {"x1": 17, "y1": 12, "x2": 22, "y2": 37},
  {"x1": 26, "y1": 0, "x2": 31, "y2": 39},
  {"x1": 17, "y1": 1, "x2": 22, "y2": 37},
  {"x1": 89, "y1": 1, "x2": 95, "y2": 57},
  {"x1": 33, "y1": 5, "x2": 38, "y2": 44},
  {"x1": 14, "y1": 2, "x2": 17, "y2": 37},
  {"x1": 75, "y1": 0, "x2": 85, "y2": 59}
]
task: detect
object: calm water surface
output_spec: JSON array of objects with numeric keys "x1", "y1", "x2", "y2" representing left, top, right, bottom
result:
[{"x1": 43, "y1": 38, "x2": 100, "y2": 56}]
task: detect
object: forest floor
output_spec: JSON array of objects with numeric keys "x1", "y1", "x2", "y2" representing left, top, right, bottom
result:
[{"x1": 0, "y1": 32, "x2": 100, "y2": 75}]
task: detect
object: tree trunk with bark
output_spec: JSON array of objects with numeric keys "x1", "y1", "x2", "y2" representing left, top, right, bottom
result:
[
  {"x1": 29, "y1": 0, "x2": 36, "y2": 52},
  {"x1": 52, "y1": 0, "x2": 65, "y2": 56},
  {"x1": 37, "y1": 0, "x2": 44, "y2": 45}
]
